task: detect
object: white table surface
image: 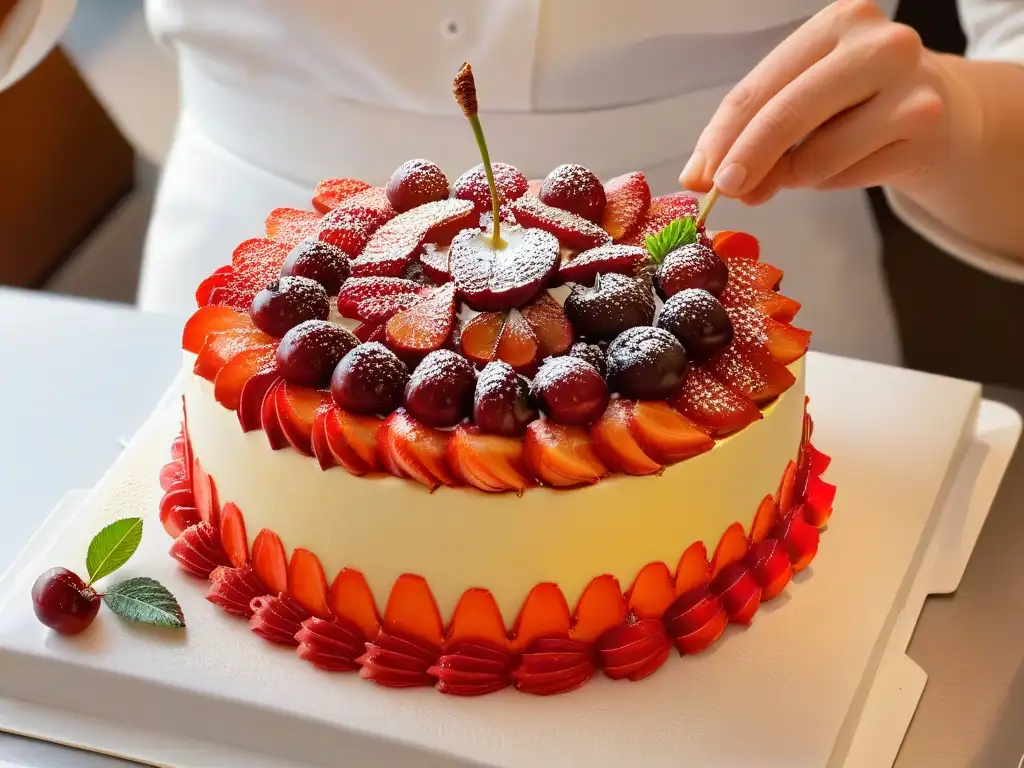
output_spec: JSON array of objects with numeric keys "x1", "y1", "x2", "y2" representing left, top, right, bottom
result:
[{"x1": 0, "y1": 287, "x2": 1022, "y2": 768}]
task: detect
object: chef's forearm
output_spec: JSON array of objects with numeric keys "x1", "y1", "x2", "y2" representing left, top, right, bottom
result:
[{"x1": 894, "y1": 53, "x2": 1024, "y2": 263}]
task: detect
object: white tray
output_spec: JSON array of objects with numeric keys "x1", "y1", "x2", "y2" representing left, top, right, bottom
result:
[{"x1": 0, "y1": 352, "x2": 1018, "y2": 768}]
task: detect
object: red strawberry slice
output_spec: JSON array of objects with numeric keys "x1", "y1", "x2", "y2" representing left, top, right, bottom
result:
[
  {"x1": 237, "y1": 368, "x2": 280, "y2": 432},
  {"x1": 523, "y1": 421, "x2": 608, "y2": 488},
  {"x1": 215, "y1": 238, "x2": 293, "y2": 311},
  {"x1": 193, "y1": 328, "x2": 274, "y2": 381},
  {"x1": 713, "y1": 230, "x2": 760, "y2": 261},
  {"x1": 260, "y1": 378, "x2": 290, "y2": 450},
  {"x1": 510, "y1": 195, "x2": 611, "y2": 251},
  {"x1": 386, "y1": 282, "x2": 456, "y2": 355},
  {"x1": 275, "y1": 382, "x2": 332, "y2": 457},
  {"x1": 182, "y1": 305, "x2": 254, "y2": 354},
  {"x1": 336, "y1": 276, "x2": 423, "y2": 319},
  {"x1": 765, "y1": 319, "x2": 811, "y2": 364},
  {"x1": 206, "y1": 565, "x2": 264, "y2": 617},
  {"x1": 720, "y1": 279, "x2": 801, "y2": 322},
  {"x1": 352, "y1": 199, "x2": 475, "y2": 277},
  {"x1": 213, "y1": 344, "x2": 277, "y2": 410},
  {"x1": 170, "y1": 522, "x2": 231, "y2": 579},
  {"x1": 446, "y1": 425, "x2": 531, "y2": 493},
  {"x1": 335, "y1": 187, "x2": 396, "y2": 228},
  {"x1": 265, "y1": 208, "x2": 322, "y2": 245},
  {"x1": 708, "y1": 342, "x2": 796, "y2": 405},
  {"x1": 357, "y1": 292, "x2": 423, "y2": 325},
  {"x1": 555, "y1": 244, "x2": 649, "y2": 287},
  {"x1": 724, "y1": 256, "x2": 783, "y2": 290},
  {"x1": 517, "y1": 292, "x2": 574, "y2": 357},
  {"x1": 672, "y1": 363, "x2": 762, "y2": 437},
  {"x1": 195, "y1": 265, "x2": 233, "y2": 307},
  {"x1": 628, "y1": 401, "x2": 714, "y2": 465},
  {"x1": 316, "y1": 206, "x2": 383, "y2": 257},
  {"x1": 378, "y1": 411, "x2": 458, "y2": 491},
  {"x1": 323, "y1": 407, "x2": 382, "y2": 475},
  {"x1": 620, "y1": 192, "x2": 700, "y2": 246},
  {"x1": 601, "y1": 172, "x2": 651, "y2": 241},
  {"x1": 287, "y1": 548, "x2": 331, "y2": 619},
  {"x1": 312, "y1": 177, "x2": 372, "y2": 213},
  {"x1": 590, "y1": 399, "x2": 662, "y2": 476},
  {"x1": 461, "y1": 310, "x2": 540, "y2": 371},
  {"x1": 419, "y1": 243, "x2": 452, "y2": 284}
]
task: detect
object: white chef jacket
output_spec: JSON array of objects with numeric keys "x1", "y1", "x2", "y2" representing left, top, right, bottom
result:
[{"x1": 4, "y1": 1, "x2": 1024, "y2": 365}]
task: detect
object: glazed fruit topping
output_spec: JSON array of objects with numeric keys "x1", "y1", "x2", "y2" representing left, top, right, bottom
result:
[
  {"x1": 517, "y1": 292, "x2": 575, "y2": 357},
  {"x1": 606, "y1": 326, "x2": 689, "y2": 400},
  {"x1": 336, "y1": 276, "x2": 423, "y2": 320},
  {"x1": 447, "y1": 426, "x2": 531, "y2": 494},
  {"x1": 312, "y1": 177, "x2": 372, "y2": 213},
  {"x1": 658, "y1": 288, "x2": 734, "y2": 359},
  {"x1": 708, "y1": 342, "x2": 795, "y2": 405},
  {"x1": 460, "y1": 310, "x2": 540, "y2": 372},
  {"x1": 672, "y1": 363, "x2": 761, "y2": 437},
  {"x1": 555, "y1": 244, "x2": 650, "y2": 287},
  {"x1": 280, "y1": 238, "x2": 351, "y2": 295},
  {"x1": 567, "y1": 341, "x2": 606, "y2": 378},
  {"x1": 265, "y1": 207, "x2": 322, "y2": 245},
  {"x1": 601, "y1": 172, "x2": 651, "y2": 241},
  {"x1": 276, "y1": 320, "x2": 360, "y2": 388},
  {"x1": 386, "y1": 159, "x2": 450, "y2": 213},
  {"x1": 453, "y1": 162, "x2": 528, "y2": 214},
  {"x1": 473, "y1": 361, "x2": 538, "y2": 437},
  {"x1": 317, "y1": 206, "x2": 385, "y2": 257},
  {"x1": 31, "y1": 567, "x2": 100, "y2": 635},
  {"x1": 331, "y1": 341, "x2": 410, "y2": 415},
  {"x1": 655, "y1": 242, "x2": 729, "y2": 299},
  {"x1": 251, "y1": 276, "x2": 330, "y2": 339},
  {"x1": 590, "y1": 399, "x2": 662, "y2": 476},
  {"x1": 563, "y1": 273, "x2": 655, "y2": 342},
  {"x1": 509, "y1": 194, "x2": 612, "y2": 251},
  {"x1": 523, "y1": 421, "x2": 608, "y2": 487},
  {"x1": 449, "y1": 226, "x2": 560, "y2": 312},
  {"x1": 353, "y1": 198, "x2": 476, "y2": 277},
  {"x1": 216, "y1": 238, "x2": 293, "y2": 311},
  {"x1": 539, "y1": 164, "x2": 606, "y2": 223},
  {"x1": 386, "y1": 282, "x2": 457, "y2": 355},
  {"x1": 621, "y1": 192, "x2": 700, "y2": 248},
  {"x1": 379, "y1": 411, "x2": 459, "y2": 490},
  {"x1": 404, "y1": 349, "x2": 477, "y2": 428},
  {"x1": 530, "y1": 356, "x2": 609, "y2": 427},
  {"x1": 419, "y1": 243, "x2": 451, "y2": 284}
]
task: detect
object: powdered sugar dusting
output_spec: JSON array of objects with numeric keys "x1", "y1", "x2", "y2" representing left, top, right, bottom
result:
[
  {"x1": 724, "y1": 303, "x2": 769, "y2": 348},
  {"x1": 620, "y1": 192, "x2": 700, "y2": 247},
  {"x1": 606, "y1": 326, "x2": 680, "y2": 372},
  {"x1": 265, "y1": 208, "x2": 323, "y2": 245},
  {"x1": 219, "y1": 238, "x2": 293, "y2": 310},
  {"x1": 474, "y1": 360, "x2": 518, "y2": 403},
  {"x1": 312, "y1": 178, "x2": 372, "y2": 213},
  {"x1": 336, "y1": 276, "x2": 422, "y2": 319},
  {"x1": 270, "y1": 276, "x2": 330, "y2": 318},
  {"x1": 392, "y1": 159, "x2": 449, "y2": 200},
  {"x1": 557, "y1": 244, "x2": 649, "y2": 286},
  {"x1": 532, "y1": 355, "x2": 600, "y2": 393},
  {"x1": 385, "y1": 283, "x2": 456, "y2": 351},
  {"x1": 453, "y1": 162, "x2": 529, "y2": 214},
  {"x1": 317, "y1": 207, "x2": 381, "y2": 256},
  {"x1": 675, "y1": 363, "x2": 760, "y2": 429},
  {"x1": 409, "y1": 348, "x2": 476, "y2": 391},
  {"x1": 510, "y1": 195, "x2": 611, "y2": 251},
  {"x1": 490, "y1": 229, "x2": 560, "y2": 305},
  {"x1": 357, "y1": 293, "x2": 423, "y2": 324},
  {"x1": 601, "y1": 172, "x2": 651, "y2": 240},
  {"x1": 281, "y1": 319, "x2": 359, "y2": 364},
  {"x1": 354, "y1": 199, "x2": 475, "y2": 277}
]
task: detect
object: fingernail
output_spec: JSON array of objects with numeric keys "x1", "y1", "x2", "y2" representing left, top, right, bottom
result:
[
  {"x1": 714, "y1": 163, "x2": 748, "y2": 196},
  {"x1": 679, "y1": 150, "x2": 705, "y2": 185}
]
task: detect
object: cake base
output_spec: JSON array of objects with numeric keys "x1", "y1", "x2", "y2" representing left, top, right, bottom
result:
[{"x1": 0, "y1": 353, "x2": 1018, "y2": 768}]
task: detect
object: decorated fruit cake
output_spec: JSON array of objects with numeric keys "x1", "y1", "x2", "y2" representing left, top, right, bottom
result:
[{"x1": 155, "y1": 65, "x2": 836, "y2": 696}]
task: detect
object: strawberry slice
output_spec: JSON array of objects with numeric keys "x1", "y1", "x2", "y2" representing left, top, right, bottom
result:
[
  {"x1": 419, "y1": 243, "x2": 452, "y2": 284},
  {"x1": 275, "y1": 382, "x2": 332, "y2": 457},
  {"x1": 251, "y1": 529, "x2": 288, "y2": 596},
  {"x1": 510, "y1": 194, "x2": 611, "y2": 251},
  {"x1": 357, "y1": 293, "x2": 423, "y2": 325},
  {"x1": 334, "y1": 187, "x2": 396, "y2": 228},
  {"x1": 182, "y1": 305, "x2": 254, "y2": 354},
  {"x1": 378, "y1": 411, "x2": 458, "y2": 490},
  {"x1": 672, "y1": 363, "x2": 762, "y2": 437},
  {"x1": 195, "y1": 265, "x2": 233, "y2": 307},
  {"x1": 213, "y1": 344, "x2": 277, "y2": 410},
  {"x1": 601, "y1": 172, "x2": 651, "y2": 241},
  {"x1": 460, "y1": 310, "x2": 540, "y2": 371},
  {"x1": 352, "y1": 199, "x2": 475, "y2": 277},
  {"x1": 386, "y1": 282, "x2": 456, "y2": 355},
  {"x1": 265, "y1": 207, "x2": 322, "y2": 245},
  {"x1": 517, "y1": 292, "x2": 574, "y2": 357},
  {"x1": 316, "y1": 206, "x2": 383, "y2": 257},
  {"x1": 237, "y1": 368, "x2": 280, "y2": 432},
  {"x1": 214, "y1": 238, "x2": 293, "y2": 311},
  {"x1": 765, "y1": 319, "x2": 811, "y2": 364},
  {"x1": 336, "y1": 276, "x2": 423, "y2": 319},
  {"x1": 708, "y1": 343, "x2": 797, "y2": 405},
  {"x1": 713, "y1": 230, "x2": 760, "y2": 261},
  {"x1": 447, "y1": 425, "x2": 531, "y2": 493},
  {"x1": 322, "y1": 406, "x2": 382, "y2": 475},
  {"x1": 287, "y1": 548, "x2": 331, "y2": 619},
  {"x1": 260, "y1": 378, "x2": 290, "y2": 450},
  {"x1": 310, "y1": 406, "x2": 337, "y2": 471},
  {"x1": 312, "y1": 177, "x2": 372, "y2": 213},
  {"x1": 629, "y1": 401, "x2": 714, "y2": 464},
  {"x1": 620, "y1": 192, "x2": 700, "y2": 247},
  {"x1": 523, "y1": 421, "x2": 608, "y2": 488},
  {"x1": 555, "y1": 244, "x2": 649, "y2": 287},
  {"x1": 720, "y1": 279, "x2": 801, "y2": 322},
  {"x1": 590, "y1": 399, "x2": 662, "y2": 475},
  {"x1": 460, "y1": 312, "x2": 504, "y2": 366},
  {"x1": 193, "y1": 328, "x2": 274, "y2": 381},
  {"x1": 724, "y1": 256, "x2": 783, "y2": 290}
]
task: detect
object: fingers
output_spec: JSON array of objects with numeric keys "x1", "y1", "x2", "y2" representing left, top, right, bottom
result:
[{"x1": 816, "y1": 137, "x2": 937, "y2": 189}]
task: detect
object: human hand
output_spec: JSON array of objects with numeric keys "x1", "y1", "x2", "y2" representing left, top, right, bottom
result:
[{"x1": 679, "y1": 0, "x2": 952, "y2": 205}]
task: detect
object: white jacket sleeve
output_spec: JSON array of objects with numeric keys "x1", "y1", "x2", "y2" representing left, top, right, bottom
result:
[
  {"x1": 0, "y1": 0, "x2": 76, "y2": 91},
  {"x1": 886, "y1": 0, "x2": 1024, "y2": 283}
]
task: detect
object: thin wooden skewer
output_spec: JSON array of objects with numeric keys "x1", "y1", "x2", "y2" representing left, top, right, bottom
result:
[{"x1": 695, "y1": 185, "x2": 720, "y2": 229}]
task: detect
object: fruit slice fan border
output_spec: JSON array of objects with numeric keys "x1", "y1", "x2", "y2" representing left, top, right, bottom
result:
[{"x1": 158, "y1": 399, "x2": 835, "y2": 696}]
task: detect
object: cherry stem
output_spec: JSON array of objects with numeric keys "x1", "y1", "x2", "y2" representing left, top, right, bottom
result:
[
  {"x1": 469, "y1": 114, "x2": 505, "y2": 249},
  {"x1": 695, "y1": 185, "x2": 720, "y2": 229}
]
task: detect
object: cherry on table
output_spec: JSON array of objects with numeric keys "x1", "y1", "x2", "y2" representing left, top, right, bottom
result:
[
  {"x1": 251, "y1": 276, "x2": 330, "y2": 338},
  {"x1": 31, "y1": 567, "x2": 100, "y2": 635},
  {"x1": 276, "y1": 320, "x2": 359, "y2": 388},
  {"x1": 280, "y1": 239, "x2": 351, "y2": 295}
]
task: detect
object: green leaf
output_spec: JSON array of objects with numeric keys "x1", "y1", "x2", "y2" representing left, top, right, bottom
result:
[
  {"x1": 645, "y1": 216, "x2": 698, "y2": 264},
  {"x1": 103, "y1": 577, "x2": 186, "y2": 629},
  {"x1": 86, "y1": 518, "x2": 144, "y2": 585}
]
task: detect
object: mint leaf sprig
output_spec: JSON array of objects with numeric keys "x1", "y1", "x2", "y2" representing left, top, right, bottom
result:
[{"x1": 645, "y1": 217, "x2": 697, "y2": 265}]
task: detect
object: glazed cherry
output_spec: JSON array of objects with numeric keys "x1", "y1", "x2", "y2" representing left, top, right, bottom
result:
[
  {"x1": 473, "y1": 360, "x2": 539, "y2": 436},
  {"x1": 251, "y1": 276, "x2": 330, "y2": 338},
  {"x1": 568, "y1": 341, "x2": 607, "y2": 378},
  {"x1": 276, "y1": 320, "x2": 359, "y2": 388},
  {"x1": 563, "y1": 273, "x2": 655, "y2": 342},
  {"x1": 386, "y1": 159, "x2": 450, "y2": 213},
  {"x1": 31, "y1": 567, "x2": 100, "y2": 635},
  {"x1": 280, "y1": 238, "x2": 351, "y2": 295},
  {"x1": 539, "y1": 164, "x2": 606, "y2": 223},
  {"x1": 655, "y1": 242, "x2": 729, "y2": 300},
  {"x1": 606, "y1": 326, "x2": 689, "y2": 400},
  {"x1": 453, "y1": 162, "x2": 529, "y2": 214},
  {"x1": 530, "y1": 356, "x2": 609, "y2": 426},
  {"x1": 404, "y1": 349, "x2": 477, "y2": 428},
  {"x1": 331, "y1": 342, "x2": 410, "y2": 415},
  {"x1": 658, "y1": 288, "x2": 734, "y2": 359}
]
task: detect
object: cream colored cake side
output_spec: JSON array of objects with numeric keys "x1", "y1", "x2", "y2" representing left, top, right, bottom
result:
[{"x1": 182, "y1": 357, "x2": 805, "y2": 621}]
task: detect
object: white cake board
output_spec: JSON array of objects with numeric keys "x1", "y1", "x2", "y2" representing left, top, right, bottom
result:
[{"x1": 0, "y1": 352, "x2": 1018, "y2": 768}]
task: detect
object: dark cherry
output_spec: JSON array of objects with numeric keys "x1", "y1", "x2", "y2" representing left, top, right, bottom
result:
[
  {"x1": 404, "y1": 349, "x2": 477, "y2": 428},
  {"x1": 453, "y1": 162, "x2": 529, "y2": 214},
  {"x1": 658, "y1": 288, "x2": 734, "y2": 359},
  {"x1": 276, "y1": 320, "x2": 359, "y2": 388},
  {"x1": 567, "y1": 342, "x2": 607, "y2": 378},
  {"x1": 539, "y1": 163, "x2": 606, "y2": 223},
  {"x1": 563, "y1": 273, "x2": 655, "y2": 342},
  {"x1": 530, "y1": 356, "x2": 609, "y2": 426},
  {"x1": 655, "y1": 242, "x2": 729, "y2": 300},
  {"x1": 385, "y1": 159, "x2": 450, "y2": 213},
  {"x1": 280, "y1": 238, "x2": 351, "y2": 295},
  {"x1": 31, "y1": 567, "x2": 100, "y2": 635},
  {"x1": 251, "y1": 276, "x2": 330, "y2": 338},
  {"x1": 331, "y1": 342, "x2": 410, "y2": 415},
  {"x1": 606, "y1": 326, "x2": 689, "y2": 400},
  {"x1": 473, "y1": 361, "x2": 538, "y2": 437}
]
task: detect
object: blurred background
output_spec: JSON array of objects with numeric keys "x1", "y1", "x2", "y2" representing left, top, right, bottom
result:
[{"x1": 2, "y1": 0, "x2": 1021, "y2": 388}]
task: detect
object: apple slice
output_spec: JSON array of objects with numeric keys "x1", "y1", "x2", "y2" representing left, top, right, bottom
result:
[
  {"x1": 671, "y1": 363, "x2": 762, "y2": 438},
  {"x1": 182, "y1": 305, "x2": 254, "y2": 353},
  {"x1": 590, "y1": 400, "x2": 662, "y2": 476},
  {"x1": 555, "y1": 244, "x2": 649, "y2": 287},
  {"x1": 509, "y1": 194, "x2": 611, "y2": 251},
  {"x1": 265, "y1": 207, "x2": 322, "y2": 244},
  {"x1": 447, "y1": 425, "x2": 530, "y2": 493},
  {"x1": 628, "y1": 401, "x2": 714, "y2": 465},
  {"x1": 275, "y1": 382, "x2": 332, "y2": 457},
  {"x1": 385, "y1": 282, "x2": 457, "y2": 355},
  {"x1": 214, "y1": 344, "x2": 277, "y2": 410},
  {"x1": 312, "y1": 177, "x2": 372, "y2": 213},
  {"x1": 523, "y1": 421, "x2": 608, "y2": 488},
  {"x1": 518, "y1": 291, "x2": 574, "y2": 357},
  {"x1": 601, "y1": 172, "x2": 651, "y2": 241},
  {"x1": 193, "y1": 328, "x2": 274, "y2": 381},
  {"x1": 378, "y1": 411, "x2": 459, "y2": 490}
]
